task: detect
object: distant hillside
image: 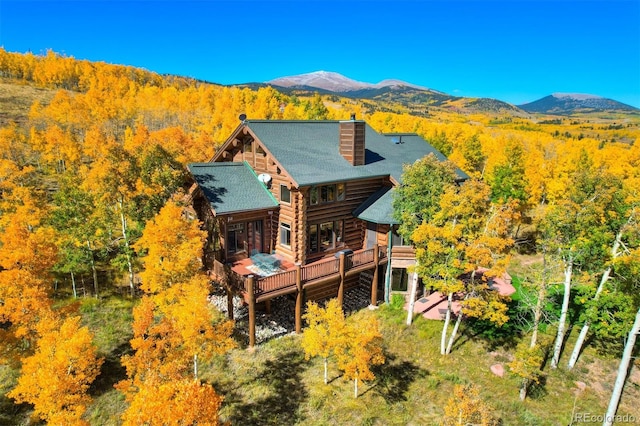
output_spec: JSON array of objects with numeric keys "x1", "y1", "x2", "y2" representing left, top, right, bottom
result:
[
  {"x1": 238, "y1": 71, "x2": 530, "y2": 118},
  {"x1": 267, "y1": 70, "x2": 434, "y2": 93},
  {"x1": 519, "y1": 93, "x2": 639, "y2": 115}
]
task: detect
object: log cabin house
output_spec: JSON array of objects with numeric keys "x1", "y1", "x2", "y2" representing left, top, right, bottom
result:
[{"x1": 187, "y1": 116, "x2": 468, "y2": 346}]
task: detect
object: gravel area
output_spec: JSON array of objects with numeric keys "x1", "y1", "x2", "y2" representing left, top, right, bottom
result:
[{"x1": 208, "y1": 285, "x2": 376, "y2": 346}]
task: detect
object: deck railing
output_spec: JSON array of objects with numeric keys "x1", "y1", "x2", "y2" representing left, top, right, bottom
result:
[
  {"x1": 217, "y1": 246, "x2": 387, "y2": 298},
  {"x1": 301, "y1": 258, "x2": 340, "y2": 282},
  {"x1": 256, "y1": 269, "x2": 297, "y2": 294}
]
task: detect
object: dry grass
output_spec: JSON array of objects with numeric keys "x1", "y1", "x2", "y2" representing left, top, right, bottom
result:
[{"x1": 0, "y1": 78, "x2": 56, "y2": 125}]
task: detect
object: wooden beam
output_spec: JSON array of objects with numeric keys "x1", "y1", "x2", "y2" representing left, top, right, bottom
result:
[
  {"x1": 371, "y1": 246, "x2": 379, "y2": 306},
  {"x1": 337, "y1": 252, "x2": 346, "y2": 307},
  {"x1": 247, "y1": 275, "x2": 256, "y2": 348},
  {"x1": 295, "y1": 263, "x2": 303, "y2": 334},
  {"x1": 226, "y1": 285, "x2": 234, "y2": 320}
]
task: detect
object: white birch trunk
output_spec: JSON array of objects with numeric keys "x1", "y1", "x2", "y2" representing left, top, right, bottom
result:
[
  {"x1": 441, "y1": 292, "x2": 453, "y2": 355},
  {"x1": 117, "y1": 198, "x2": 135, "y2": 295},
  {"x1": 568, "y1": 226, "x2": 624, "y2": 369},
  {"x1": 323, "y1": 357, "x2": 328, "y2": 385},
  {"x1": 551, "y1": 257, "x2": 573, "y2": 368},
  {"x1": 354, "y1": 375, "x2": 359, "y2": 398},
  {"x1": 194, "y1": 353, "x2": 198, "y2": 380},
  {"x1": 406, "y1": 270, "x2": 419, "y2": 326},
  {"x1": 446, "y1": 273, "x2": 475, "y2": 355},
  {"x1": 445, "y1": 312, "x2": 463, "y2": 355},
  {"x1": 519, "y1": 378, "x2": 528, "y2": 401},
  {"x1": 71, "y1": 271, "x2": 77, "y2": 299},
  {"x1": 603, "y1": 306, "x2": 640, "y2": 426}
]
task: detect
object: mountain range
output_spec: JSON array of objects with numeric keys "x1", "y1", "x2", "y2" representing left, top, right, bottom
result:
[{"x1": 253, "y1": 71, "x2": 638, "y2": 116}]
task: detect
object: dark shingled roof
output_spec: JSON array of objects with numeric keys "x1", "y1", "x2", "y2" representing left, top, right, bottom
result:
[
  {"x1": 188, "y1": 162, "x2": 278, "y2": 215},
  {"x1": 352, "y1": 186, "x2": 400, "y2": 225},
  {"x1": 244, "y1": 120, "x2": 468, "y2": 187}
]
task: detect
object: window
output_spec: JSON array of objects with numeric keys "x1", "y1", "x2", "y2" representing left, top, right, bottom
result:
[
  {"x1": 391, "y1": 268, "x2": 409, "y2": 292},
  {"x1": 227, "y1": 223, "x2": 245, "y2": 254},
  {"x1": 309, "y1": 224, "x2": 318, "y2": 252},
  {"x1": 319, "y1": 222, "x2": 334, "y2": 250},
  {"x1": 309, "y1": 183, "x2": 344, "y2": 206},
  {"x1": 321, "y1": 185, "x2": 335, "y2": 203},
  {"x1": 337, "y1": 183, "x2": 345, "y2": 201},
  {"x1": 280, "y1": 184, "x2": 291, "y2": 204},
  {"x1": 392, "y1": 228, "x2": 407, "y2": 246},
  {"x1": 244, "y1": 139, "x2": 253, "y2": 153},
  {"x1": 308, "y1": 220, "x2": 344, "y2": 254},
  {"x1": 280, "y1": 222, "x2": 291, "y2": 247}
]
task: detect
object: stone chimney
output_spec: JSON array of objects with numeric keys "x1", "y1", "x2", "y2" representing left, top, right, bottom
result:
[{"x1": 339, "y1": 115, "x2": 365, "y2": 166}]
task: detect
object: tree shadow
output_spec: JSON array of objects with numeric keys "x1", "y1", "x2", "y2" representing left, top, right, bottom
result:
[
  {"x1": 89, "y1": 342, "x2": 130, "y2": 396},
  {"x1": 463, "y1": 303, "x2": 525, "y2": 352},
  {"x1": 223, "y1": 349, "x2": 309, "y2": 425},
  {"x1": 527, "y1": 375, "x2": 548, "y2": 400},
  {"x1": 371, "y1": 353, "x2": 429, "y2": 404}
]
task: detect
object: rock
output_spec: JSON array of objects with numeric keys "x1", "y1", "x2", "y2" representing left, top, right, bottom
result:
[
  {"x1": 490, "y1": 364, "x2": 504, "y2": 377},
  {"x1": 575, "y1": 381, "x2": 587, "y2": 391},
  {"x1": 208, "y1": 285, "x2": 373, "y2": 346}
]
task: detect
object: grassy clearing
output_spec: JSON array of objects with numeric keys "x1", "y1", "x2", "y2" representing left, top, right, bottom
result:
[
  {"x1": 3, "y1": 293, "x2": 638, "y2": 425},
  {"x1": 200, "y1": 303, "x2": 638, "y2": 425}
]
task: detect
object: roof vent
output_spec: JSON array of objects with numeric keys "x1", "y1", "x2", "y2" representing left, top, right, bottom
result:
[{"x1": 391, "y1": 136, "x2": 402, "y2": 144}]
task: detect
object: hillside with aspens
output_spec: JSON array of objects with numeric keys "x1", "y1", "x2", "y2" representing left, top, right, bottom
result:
[{"x1": 0, "y1": 49, "x2": 639, "y2": 425}]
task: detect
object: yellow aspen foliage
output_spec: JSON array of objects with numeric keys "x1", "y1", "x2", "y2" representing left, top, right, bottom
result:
[
  {"x1": 508, "y1": 339, "x2": 548, "y2": 401},
  {"x1": 0, "y1": 201, "x2": 58, "y2": 277},
  {"x1": 442, "y1": 384, "x2": 498, "y2": 426},
  {"x1": 121, "y1": 377, "x2": 223, "y2": 426},
  {"x1": 334, "y1": 311, "x2": 385, "y2": 398},
  {"x1": 134, "y1": 201, "x2": 207, "y2": 294},
  {"x1": 302, "y1": 299, "x2": 348, "y2": 384},
  {"x1": 118, "y1": 296, "x2": 187, "y2": 390},
  {"x1": 157, "y1": 276, "x2": 236, "y2": 378},
  {"x1": 7, "y1": 316, "x2": 103, "y2": 426},
  {"x1": 0, "y1": 269, "x2": 52, "y2": 343}
]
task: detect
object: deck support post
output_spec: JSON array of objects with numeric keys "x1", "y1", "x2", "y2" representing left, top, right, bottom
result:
[
  {"x1": 371, "y1": 246, "x2": 379, "y2": 306},
  {"x1": 338, "y1": 252, "x2": 346, "y2": 307},
  {"x1": 295, "y1": 263, "x2": 303, "y2": 334},
  {"x1": 265, "y1": 300, "x2": 271, "y2": 315},
  {"x1": 247, "y1": 275, "x2": 256, "y2": 348},
  {"x1": 385, "y1": 230, "x2": 393, "y2": 304},
  {"x1": 226, "y1": 285, "x2": 234, "y2": 320}
]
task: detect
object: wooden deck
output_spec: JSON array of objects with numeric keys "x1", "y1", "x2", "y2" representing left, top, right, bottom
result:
[
  {"x1": 211, "y1": 246, "x2": 387, "y2": 303},
  {"x1": 210, "y1": 246, "x2": 387, "y2": 347}
]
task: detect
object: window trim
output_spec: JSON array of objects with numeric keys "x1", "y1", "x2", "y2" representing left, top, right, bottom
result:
[
  {"x1": 280, "y1": 184, "x2": 291, "y2": 204},
  {"x1": 280, "y1": 222, "x2": 292, "y2": 248}
]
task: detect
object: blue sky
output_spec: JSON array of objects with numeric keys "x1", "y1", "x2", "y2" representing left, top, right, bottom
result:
[{"x1": 1, "y1": 0, "x2": 639, "y2": 107}]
